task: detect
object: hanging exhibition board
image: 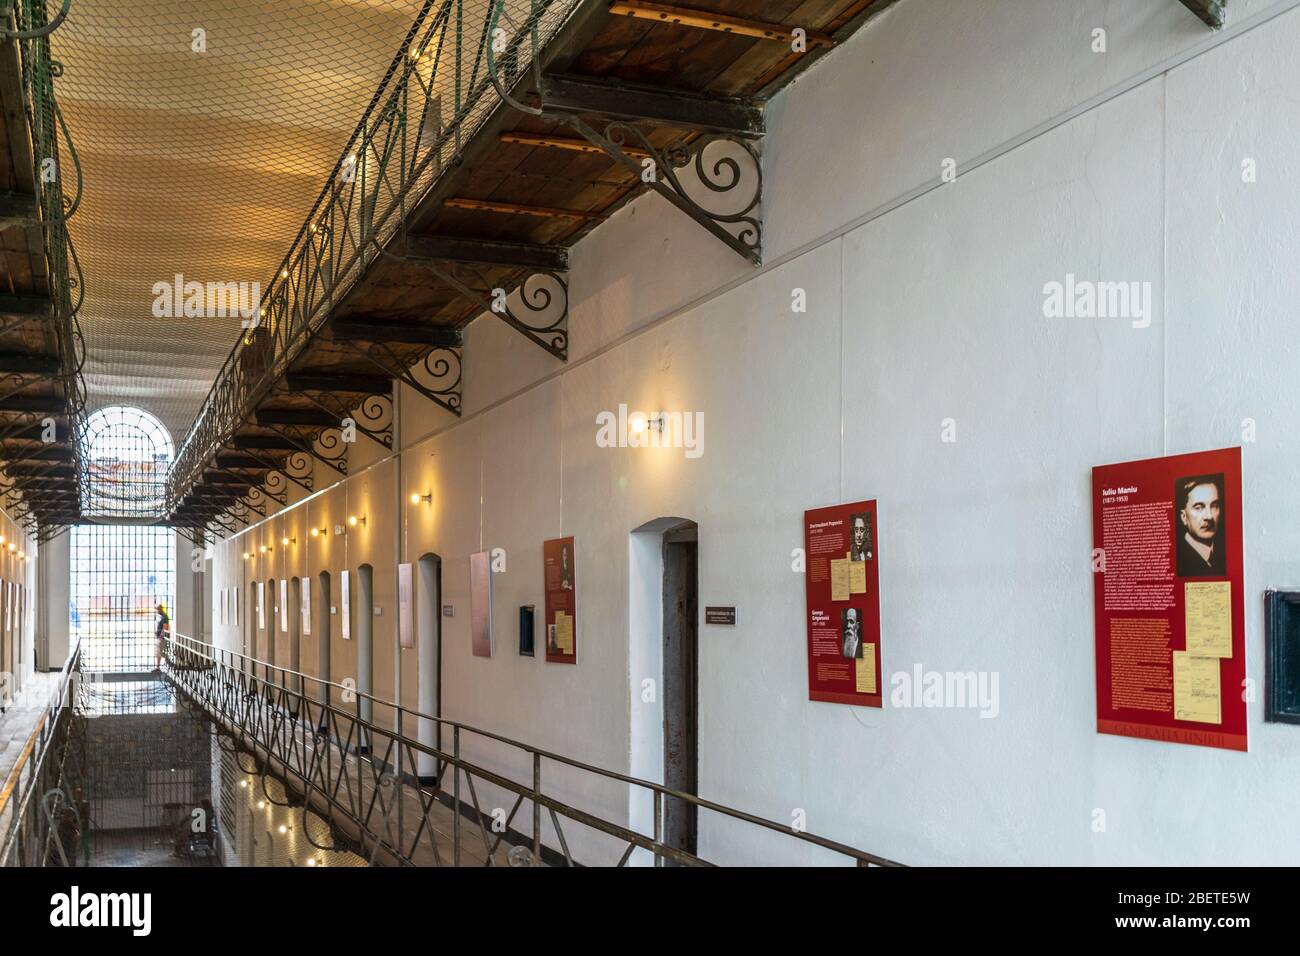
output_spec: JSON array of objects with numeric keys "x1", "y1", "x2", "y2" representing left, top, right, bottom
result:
[
  {"x1": 340, "y1": 570, "x2": 350, "y2": 640},
  {"x1": 301, "y1": 578, "x2": 311, "y2": 635},
  {"x1": 398, "y1": 562, "x2": 414, "y2": 649},
  {"x1": 804, "y1": 501, "x2": 882, "y2": 707},
  {"x1": 1092, "y1": 447, "x2": 1246, "y2": 751},
  {"x1": 543, "y1": 536, "x2": 577, "y2": 664},
  {"x1": 470, "y1": 551, "x2": 493, "y2": 658}
]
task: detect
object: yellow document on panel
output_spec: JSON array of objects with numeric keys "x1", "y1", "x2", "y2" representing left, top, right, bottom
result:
[
  {"x1": 555, "y1": 612, "x2": 574, "y2": 654},
  {"x1": 830, "y1": 559, "x2": 850, "y2": 602},
  {"x1": 848, "y1": 561, "x2": 867, "y2": 595},
  {"x1": 1173, "y1": 651, "x2": 1221, "y2": 724},
  {"x1": 856, "y1": 647, "x2": 877, "y2": 694},
  {"x1": 1184, "y1": 581, "x2": 1232, "y2": 658}
]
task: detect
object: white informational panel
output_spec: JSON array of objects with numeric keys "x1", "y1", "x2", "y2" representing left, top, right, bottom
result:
[
  {"x1": 280, "y1": 578, "x2": 289, "y2": 633},
  {"x1": 257, "y1": 582, "x2": 265, "y2": 630},
  {"x1": 340, "y1": 570, "x2": 350, "y2": 640},
  {"x1": 470, "y1": 551, "x2": 492, "y2": 658},
  {"x1": 301, "y1": 577, "x2": 311, "y2": 636},
  {"x1": 398, "y1": 563, "x2": 414, "y2": 649}
]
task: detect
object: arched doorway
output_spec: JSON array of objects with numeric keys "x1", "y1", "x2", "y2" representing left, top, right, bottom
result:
[
  {"x1": 265, "y1": 577, "x2": 277, "y2": 684},
  {"x1": 289, "y1": 576, "x2": 302, "y2": 697},
  {"x1": 416, "y1": 553, "x2": 441, "y2": 781},
  {"x1": 356, "y1": 564, "x2": 374, "y2": 726},
  {"x1": 316, "y1": 570, "x2": 332, "y2": 725},
  {"x1": 628, "y1": 517, "x2": 699, "y2": 864}
]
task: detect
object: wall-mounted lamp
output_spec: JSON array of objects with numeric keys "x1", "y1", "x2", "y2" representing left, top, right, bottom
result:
[
  {"x1": 17, "y1": 551, "x2": 24, "y2": 559},
  {"x1": 259, "y1": 545, "x2": 272, "y2": 554},
  {"x1": 409, "y1": 492, "x2": 432, "y2": 505},
  {"x1": 348, "y1": 515, "x2": 366, "y2": 528},
  {"x1": 310, "y1": 526, "x2": 327, "y2": 538},
  {"x1": 243, "y1": 552, "x2": 251, "y2": 560},
  {"x1": 281, "y1": 536, "x2": 296, "y2": 547},
  {"x1": 24, "y1": 556, "x2": 31, "y2": 564},
  {"x1": 7, "y1": 543, "x2": 14, "y2": 553},
  {"x1": 628, "y1": 411, "x2": 666, "y2": 435}
]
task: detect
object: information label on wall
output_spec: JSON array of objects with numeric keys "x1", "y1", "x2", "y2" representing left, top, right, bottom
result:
[
  {"x1": 280, "y1": 578, "x2": 288, "y2": 633},
  {"x1": 398, "y1": 562, "x2": 414, "y2": 650},
  {"x1": 804, "y1": 501, "x2": 882, "y2": 707},
  {"x1": 257, "y1": 581, "x2": 265, "y2": 631},
  {"x1": 1092, "y1": 447, "x2": 1246, "y2": 751},
  {"x1": 543, "y1": 536, "x2": 576, "y2": 664}
]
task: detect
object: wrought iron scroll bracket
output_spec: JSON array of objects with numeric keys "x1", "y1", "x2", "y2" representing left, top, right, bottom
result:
[
  {"x1": 336, "y1": 337, "x2": 463, "y2": 418},
  {"x1": 562, "y1": 116, "x2": 762, "y2": 266}
]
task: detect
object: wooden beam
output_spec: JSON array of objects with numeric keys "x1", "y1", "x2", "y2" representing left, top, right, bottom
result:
[
  {"x1": 254, "y1": 407, "x2": 339, "y2": 428},
  {"x1": 330, "y1": 319, "x2": 463, "y2": 347},
  {"x1": 539, "y1": 73, "x2": 764, "y2": 136},
  {"x1": 405, "y1": 233, "x2": 570, "y2": 271},
  {"x1": 500, "y1": 131, "x2": 649, "y2": 160},
  {"x1": 0, "y1": 294, "x2": 52, "y2": 318},
  {"x1": 231, "y1": 434, "x2": 299, "y2": 452},
  {"x1": 0, "y1": 192, "x2": 39, "y2": 231},
  {"x1": 443, "y1": 197, "x2": 606, "y2": 220},
  {"x1": 285, "y1": 371, "x2": 392, "y2": 395},
  {"x1": 608, "y1": 1, "x2": 834, "y2": 48},
  {"x1": 0, "y1": 352, "x2": 58, "y2": 375},
  {"x1": 214, "y1": 453, "x2": 273, "y2": 470},
  {"x1": 7, "y1": 445, "x2": 72, "y2": 462},
  {"x1": 0, "y1": 394, "x2": 64, "y2": 413},
  {"x1": 1178, "y1": 0, "x2": 1225, "y2": 28}
]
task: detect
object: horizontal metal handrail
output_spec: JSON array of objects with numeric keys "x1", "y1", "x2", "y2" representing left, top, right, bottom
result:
[{"x1": 167, "y1": 632, "x2": 901, "y2": 867}]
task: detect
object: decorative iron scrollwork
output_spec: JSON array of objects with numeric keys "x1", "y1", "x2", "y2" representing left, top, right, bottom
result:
[
  {"x1": 419, "y1": 346, "x2": 462, "y2": 415},
  {"x1": 580, "y1": 119, "x2": 762, "y2": 264}
]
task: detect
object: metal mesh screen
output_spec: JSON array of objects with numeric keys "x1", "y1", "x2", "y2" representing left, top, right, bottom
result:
[
  {"x1": 71, "y1": 523, "x2": 175, "y2": 673},
  {"x1": 49, "y1": 0, "x2": 433, "y2": 440}
]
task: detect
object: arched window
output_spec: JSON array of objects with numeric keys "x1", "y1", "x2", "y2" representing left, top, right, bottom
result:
[
  {"x1": 81, "y1": 405, "x2": 174, "y2": 518},
  {"x1": 72, "y1": 406, "x2": 175, "y2": 673}
]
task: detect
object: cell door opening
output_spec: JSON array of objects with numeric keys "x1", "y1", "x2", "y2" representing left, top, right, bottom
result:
[
  {"x1": 416, "y1": 553, "x2": 441, "y2": 782},
  {"x1": 629, "y1": 517, "x2": 698, "y2": 865},
  {"x1": 662, "y1": 523, "x2": 698, "y2": 862},
  {"x1": 316, "y1": 571, "x2": 332, "y2": 725}
]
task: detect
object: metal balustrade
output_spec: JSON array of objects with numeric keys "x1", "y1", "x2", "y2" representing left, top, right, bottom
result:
[
  {"x1": 0, "y1": 640, "x2": 84, "y2": 866},
  {"x1": 164, "y1": 632, "x2": 902, "y2": 867}
]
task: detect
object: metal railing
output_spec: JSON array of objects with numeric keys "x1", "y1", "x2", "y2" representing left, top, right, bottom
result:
[
  {"x1": 0, "y1": 639, "x2": 84, "y2": 866},
  {"x1": 164, "y1": 632, "x2": 902, "y2": 867},
  {"x1": 0, "y1": 0, "x2": 90, "y2": 540},
  {"x1": 165, "y1": 0, "x2": 585, "y2": 524}
]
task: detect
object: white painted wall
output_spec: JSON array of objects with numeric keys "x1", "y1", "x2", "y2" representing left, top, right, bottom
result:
[{"x1": 205, "y1": 0, "x2": 1300, "y2": 865}]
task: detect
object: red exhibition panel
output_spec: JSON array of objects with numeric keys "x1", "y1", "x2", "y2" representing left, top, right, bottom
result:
[
  {"x1": 1092, "y1": 447, "x2": 1246, "y2": 751},
  {"x1": 804, "y1": 501, "x2": 882, "y2": 707}
]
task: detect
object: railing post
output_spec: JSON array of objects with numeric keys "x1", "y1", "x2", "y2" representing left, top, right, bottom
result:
[
  {"x1": 653, "y1": 791, "x2": 663, "y2": 868},
  {"x1": 532, "y1": 752, "x2": 541, "y2": 865},
  {"x1": 452, "y1": 725, "x2": 460, "y2": 866}
]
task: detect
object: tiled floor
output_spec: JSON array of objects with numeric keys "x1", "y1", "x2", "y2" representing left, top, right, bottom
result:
[{"x1": 87, "y1": 829, "x2": 217, "y2": 868}]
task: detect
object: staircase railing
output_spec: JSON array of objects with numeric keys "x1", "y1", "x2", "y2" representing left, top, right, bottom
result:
[{"x1": 164, "y1": 632, "x2": 901, "y2": 867}]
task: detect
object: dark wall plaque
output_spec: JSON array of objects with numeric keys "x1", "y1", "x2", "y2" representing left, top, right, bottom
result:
[
  {"x1": 704, "y1": 606, "x2": 736, "y2": 626},
  {"x1": 1266, "y1": 590, "x2": 1300, "y2": 724}
]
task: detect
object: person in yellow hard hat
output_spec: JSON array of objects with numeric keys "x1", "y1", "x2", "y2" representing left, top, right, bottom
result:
[{"x1": 154, "y1": 603, "x2": 170, "y2": 672}]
